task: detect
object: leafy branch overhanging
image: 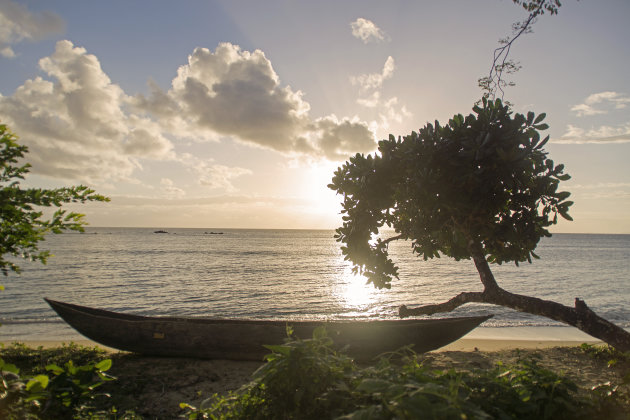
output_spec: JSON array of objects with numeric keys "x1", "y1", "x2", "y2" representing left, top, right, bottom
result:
[{"x1": 328, "y1": 99, "x2": 630, "y2": 352}]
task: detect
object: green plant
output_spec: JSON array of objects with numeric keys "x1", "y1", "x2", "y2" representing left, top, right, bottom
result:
[
  {"x1": 181, "y1": 329, "x2": 627, "y2": 420},
  {"x1": 0, "y1": 123, "x2": 109, "y2": 277},
  {"x1": 1, "y1": 356, "x2": 41, "y2": 419},
  {"x1": 1, "y1": 343, "x2": 119, "y2": 419},
  {"x1": 181, "y1": 327, "x2": 356, "y2": 419}
]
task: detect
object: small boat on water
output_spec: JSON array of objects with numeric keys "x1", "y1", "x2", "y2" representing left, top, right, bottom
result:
[{"x1": 45, "y1": 298, "x2": 492, "y2": 361}]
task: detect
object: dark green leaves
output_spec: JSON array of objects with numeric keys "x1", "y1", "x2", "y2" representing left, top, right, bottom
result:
[
  {"x1": 329, "y1": 99, "x2": 573, "y2": 288},
  {"x1": 0, "y1": 124, "x2": 110, "y2": 276}
]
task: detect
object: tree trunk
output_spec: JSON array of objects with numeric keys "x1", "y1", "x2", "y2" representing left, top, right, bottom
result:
[{"x1": 399, "y1": 243, "x2": 630, "y2": 352}]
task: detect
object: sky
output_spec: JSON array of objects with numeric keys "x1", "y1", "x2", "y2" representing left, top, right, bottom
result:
[{"x1": 1, "y1": 0, "x2": 629, "y2": 233}]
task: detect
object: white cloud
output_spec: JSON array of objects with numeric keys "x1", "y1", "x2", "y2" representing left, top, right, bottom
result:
[
  {"x1": 0, "y1": 0, "x2": 65, "y2": 58},
  {"x1": 0, "y1": 40, "x2": 175, "y2": 182},
  {"x1": 571, "y1": 91, "x2": 630, "y2": 117},
  {"x1": 134, "y1": 42, "x2": 375, "y2": 159},
  {"x1": 567, "y1": 182, "x2": 630, "y2": 200},
  {"x1": 160, "y1": 178, "x2": 186, "y2": 198},
  {"x1": 351, "y1": 56, "x2": 395, "y2": 93},
  {"x1": 309, "y1": 115, "x2": 375, "y2": 160},
  {"x1": 349, "y1": 56, "x2": 412, "y2": 135},
  {"x1": 179, "y1": 153, "x2": 252, "y2": 192},
  {"x1": 350, "y1": 18, "x2": 387, "y2": 44},
  {"x1": 556, "y1": 123, "x2": 630, "y2": 144},
  {"x1": 1, "y1": 41, "x2": 375, "y2": 187}
]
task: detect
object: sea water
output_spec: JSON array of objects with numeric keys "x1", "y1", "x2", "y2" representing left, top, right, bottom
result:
[{"x1": 1, "y1": 229, "x2": 629, "y2": 342}]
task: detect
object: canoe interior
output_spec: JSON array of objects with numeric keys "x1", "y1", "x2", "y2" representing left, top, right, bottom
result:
[{"x1": 45, "y1": 298, "x2": 492, "y2": 361}]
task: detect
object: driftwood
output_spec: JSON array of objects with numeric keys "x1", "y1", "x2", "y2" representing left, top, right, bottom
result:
[{"x1": 399, "y1": 243, "x2": 630, "y2": 352}]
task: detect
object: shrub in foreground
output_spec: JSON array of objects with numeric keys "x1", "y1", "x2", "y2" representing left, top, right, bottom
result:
[{"x1": 182, "y1": 328, "x2": 628, "y2": 420}]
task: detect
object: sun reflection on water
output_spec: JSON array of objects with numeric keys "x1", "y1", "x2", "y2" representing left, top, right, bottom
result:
[{"x1": 334, "y1": 263, "x2": 383, "y2": 316}]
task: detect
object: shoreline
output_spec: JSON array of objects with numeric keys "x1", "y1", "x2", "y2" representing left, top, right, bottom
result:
[
  {"x1": 1, "y1": 325, "x2": 607, "y2": 352},
  {"x1": 2, "y1": 337, "x2": 603, "y2": 353}
]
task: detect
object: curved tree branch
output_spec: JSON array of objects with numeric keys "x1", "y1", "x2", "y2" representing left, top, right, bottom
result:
[
  {"x1": 399, "y1": 291, "x2": 486, "y2": 317},
  {"x1": 381, "y1": 234, "x2": 404, "y2": 246},
  {"x1": 399, "y1": 286, "x2": 630, "y2": 352}
]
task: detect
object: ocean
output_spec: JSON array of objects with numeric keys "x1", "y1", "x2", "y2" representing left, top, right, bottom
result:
[{"x1": 1, "y1": 228, "x2": 629, "y2": 342}]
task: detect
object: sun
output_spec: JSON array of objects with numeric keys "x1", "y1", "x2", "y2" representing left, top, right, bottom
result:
[{"x1": 298, "y1": 161, "x2": 344, "y2": 223}]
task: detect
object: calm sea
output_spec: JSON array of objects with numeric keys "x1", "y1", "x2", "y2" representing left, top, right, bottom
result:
[{"x1": 1, "y1": 228, "x2": 629, "y2": 342}]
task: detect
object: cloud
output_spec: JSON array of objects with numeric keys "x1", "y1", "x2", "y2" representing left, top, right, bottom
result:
[
  {"x1": 0, "y1": 0, "x2": 65, "y2": 58},
  {"x1": 0, "y1": 40, "x2": 175, "y2": 182},
  {"x1": 1, "y1": 41, "x2": 375, "y2": 187},
  {"x1": 350, "y1": 18, "x2": 387, "y2": 44},
  {"x1": 180, "y1": 153, "x2": 253, "y2": 192},
  {"x1": 349, "y1": 56, "x2": 412, "y2": 134},
  {"x1": 133, "y1": 42, "x2": 375, "y2": 159},
  {"x1": 566, "y1": 182, "x2": 630, "y2": 200},
  {"x1": 571, "y1": 91, "x2": 630, "y2": 117},
  {"x1": 160, "y1": 178, "x2": 186, "y2": 198},
  {"x1": 351, "y1": 56, "x2": 395, "y2": 94},
  {"x1": 309, "y1": 115, "x2": 375, "y2": 160},
  {"x1": 555, "y1": 123, "x2": 630, "y2": 144}
]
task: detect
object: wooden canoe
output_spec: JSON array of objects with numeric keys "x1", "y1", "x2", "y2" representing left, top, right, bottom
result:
[{"x1": 45, "y1": 298, "x2": 492, "y2": 361}]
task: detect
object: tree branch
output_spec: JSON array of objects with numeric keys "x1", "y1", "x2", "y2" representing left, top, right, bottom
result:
[
  {"x1": 483, "y1": 1, "x2": 546, "y2": 101},
  {"x1": 380, "y1": 234, "x2": 404, "y2": 246},
  {"x1": 399, "y1": 286, "x2": 630, "y2": 352},
  {"x1": 399, "y1": 291, "x2": 486, "y2": 317}
]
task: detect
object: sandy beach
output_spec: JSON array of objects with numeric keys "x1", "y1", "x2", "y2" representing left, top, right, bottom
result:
[
  {"x1": 5, "y1": 335, "x2": 627, "y2": 418},
  {"x1": 4, "y1": 336, "x2": 602, "y2": 352}
]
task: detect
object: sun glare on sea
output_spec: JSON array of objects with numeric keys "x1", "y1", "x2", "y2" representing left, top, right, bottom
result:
[{"x1": 336, "y1": 264, "x2": 378, "y2": 311}]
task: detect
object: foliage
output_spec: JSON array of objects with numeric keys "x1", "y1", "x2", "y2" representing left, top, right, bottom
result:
[
  {"x1": 181, "y1": 329, "x2": 625, "y2": 420},
  {"x1": 0, "y1": 123, "x2": 109, "y2": 276},
  {"x1": 328, "y1": 98, "x2": 572, "y2": 288},
  {"x1": 0, "y1": 344, "x2": 115, "y2": 419},
  {"x1": 181, "y1": 326, "x2": 356, "y2": 419},
  {"x1": 0, "y1": 342, "x2": 144, "y2": 419},
  {"x1": 1, "y1": 342, "x2": 109, "y2": 376}
]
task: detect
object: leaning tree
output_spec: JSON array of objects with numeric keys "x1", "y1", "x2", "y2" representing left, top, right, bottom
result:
[{"x1": 328, "y1": 98, "x2": 630, "y2": 352}]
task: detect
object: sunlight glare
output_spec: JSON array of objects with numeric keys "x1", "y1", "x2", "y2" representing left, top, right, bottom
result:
[
  {"x1": 300, "y1": 162, "x2": 343, "y2": 217},
  {"x1": 337, "y1": 264, "x2": 376, "y2": 310}
]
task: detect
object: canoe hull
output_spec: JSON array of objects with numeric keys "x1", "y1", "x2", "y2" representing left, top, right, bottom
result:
[{"x1": 45, "y1": 299, "x2": 491, "y2": 361}]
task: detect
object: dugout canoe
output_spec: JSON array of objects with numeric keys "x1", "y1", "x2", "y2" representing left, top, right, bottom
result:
[{"x1": 45, "y1": 298, "x2": 492, "y2": 361}]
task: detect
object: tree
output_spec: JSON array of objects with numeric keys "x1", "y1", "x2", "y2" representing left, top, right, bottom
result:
[
  {"x1": 328, "y1": 98, "x2": 630, "y2": 352},
  {"x1": 0, "y1": 123, "x2": 109, "y2": 277}
]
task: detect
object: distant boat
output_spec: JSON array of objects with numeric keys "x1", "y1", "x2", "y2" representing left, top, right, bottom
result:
[
  {"x1": 45, "y1": 299, "x2": 492, "y2": 361},
  {"x1": 153, "y1": 230, "x2": 168, "y2": 234},
  {"x1": 204, "y1": 231, "x2": 224, "y2": 235}
]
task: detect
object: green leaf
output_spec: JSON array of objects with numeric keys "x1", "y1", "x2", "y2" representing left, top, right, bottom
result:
[
  {"x1": 264, "y1": 344, "x2": 291, "y2": 356},
  {"x1": 527, "y1": 111, "x2": 535, "y2": 125},
  {"x1": 559, "y1": 210, "x2": 573, "y2": 221},
  {"x1": 46, "y1": 363, "x2": 64, "y2": 375},
  {"x1": 533, "y1": 112, "x2": 546, "y2": 124},
  {"x1": 95, "y1": 358, "x2": 113, "y2": 371},
  {"x1": 26, "y1": 374, "x2": 49, "y2": 391},
  {"x1": 556, "y1": 191, "x2": 571, "y2": 201}
]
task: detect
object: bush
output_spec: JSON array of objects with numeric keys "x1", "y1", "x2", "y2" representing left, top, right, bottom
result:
[
  {"x1": 0, "y1": 342, "x2": 140, "y2": 419},
  {"x1": 182, "y1": 329, "x2": 629, "y2": 420}
]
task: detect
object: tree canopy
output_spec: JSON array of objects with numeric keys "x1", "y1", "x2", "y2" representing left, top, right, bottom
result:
[
  {"x1": 328, "y1": 99, "x2": 630, "y2": 351},
  {"x1": 0, "y1": 123, "x2": 109, "y2": 276},
  {"x1": 329, "y1": 98, "x2": 572, "y2": 289}
]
